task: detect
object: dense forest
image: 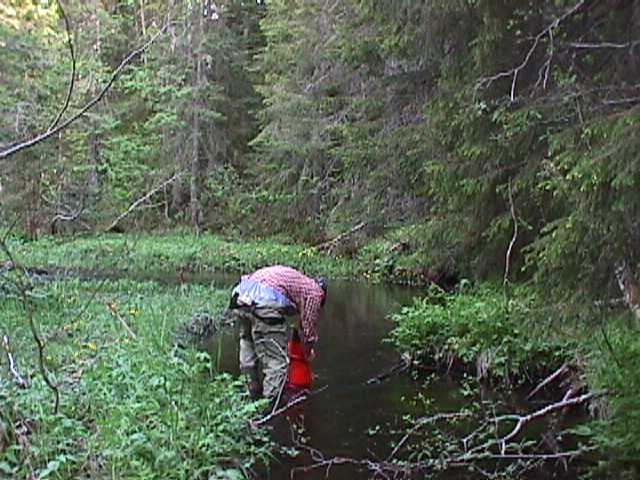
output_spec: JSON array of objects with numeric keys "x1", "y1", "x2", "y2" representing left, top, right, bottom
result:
[
  {"x1": 1, "y1": 0, "x2": 640, "y2": 478},
  {"x1": 3, "y1": 0, "x2": 640, "y2": 295}
]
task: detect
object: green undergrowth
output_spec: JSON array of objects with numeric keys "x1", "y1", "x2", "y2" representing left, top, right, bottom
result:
[
  {"x1": 581, "y1": 322, "x2": 640, "y2": 479},
  {"x1": 389, "y1": 284, "x2": 576, "y2": 383},
  {"x1": 7, "y1": 232, "x2": 355, "y2": 280},
  {"x1": 6, "y1": 231, "x2": 448, "y2": 286},
  {"x1": 389, "y1": 283, "x2": 640, "y2": 476},
  {"x1": 0, "y1": 276, "x2": 271, "y2": 479}
]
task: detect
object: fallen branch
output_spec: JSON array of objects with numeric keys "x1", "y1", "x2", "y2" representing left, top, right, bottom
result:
[
  {"x1": 2, "y1": 335, "x2": 30, "y2": 389},
  {"x1": 526, "y1": 363, "x2": 569, "y2": 400},
  {"x1": 315, "y1": 222, "x2": 366, "y2": 254},
  {"x1": 105, "y1": 171, "x2": 183, "y2": 232}
]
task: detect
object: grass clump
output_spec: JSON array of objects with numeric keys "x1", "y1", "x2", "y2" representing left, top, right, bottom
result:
[{"x1": 8, "y1": 233, "x2": 354, "y2": 279}]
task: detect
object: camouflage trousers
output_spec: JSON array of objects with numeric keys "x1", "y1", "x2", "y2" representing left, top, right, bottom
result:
[{"x1": 235, "y1": 309, "x2": 289, "y2": 399}]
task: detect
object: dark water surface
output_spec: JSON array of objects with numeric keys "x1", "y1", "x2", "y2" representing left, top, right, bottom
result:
[
  {"x1": 201, "y1": 277, "x2": 590, "y2": 480},
  {"x1": 209, "y1": 279, "x2": 428, "y2": 479}
]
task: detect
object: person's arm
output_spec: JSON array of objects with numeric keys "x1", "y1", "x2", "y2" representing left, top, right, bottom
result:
[{"x1": 300, "y1": 293, "x2": 323, "y2": 359}]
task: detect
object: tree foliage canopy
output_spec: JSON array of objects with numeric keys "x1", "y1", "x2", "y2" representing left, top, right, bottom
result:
[{"x1": 1, "y1": 0, "x2": 639, "y2": 297}]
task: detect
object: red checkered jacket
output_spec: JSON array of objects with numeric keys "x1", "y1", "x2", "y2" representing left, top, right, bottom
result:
[{"x1": 243, "y1": 265, "x2": 325, "y2": 345}]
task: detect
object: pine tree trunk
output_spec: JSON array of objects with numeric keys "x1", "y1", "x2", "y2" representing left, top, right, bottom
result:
[{"x1": 190, "y1": 4, "x2": 204, "y2": 234}]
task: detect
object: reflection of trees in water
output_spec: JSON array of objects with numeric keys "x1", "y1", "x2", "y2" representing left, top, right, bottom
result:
[{"x1": 323, "y1": 282, "x2": 417, "y2": 350}]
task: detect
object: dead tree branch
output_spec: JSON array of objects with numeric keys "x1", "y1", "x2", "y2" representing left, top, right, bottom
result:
[
  {"x1": 615, "y1": 260, "x2": 640, "y2": 321},
  {"x1": 503, "y1": 179, "x2": 518, "y2": 293},
  {"x1": 569, "y1": 40, "x2": 640, "y2": 50},
  {"x1": 105, "y1": 170, "x2": 184, "y2": 232},
  {"x1": 2, "y1": 335, "x2": 30, "y2": 389},
  {"x1": 0, "y1": 233, "x2": 60, "y2": 413},
  {"x1": 0, "y1": 20, "x2": 173, "y2": 161},
  {"x1": 250, "y1": 392, "x2": 308, "y2": 429},
  {"x1": 526, "y1": 363, "x2": 569, "y2": 400},
  {"x1": 50, "y1": 198, "x2": 87, "y2": 233},
  {"x1": 496, "y1": 391, "x2": 596, "y2": 454},
  {"x1": 315, "y1": 222, "x2": 366, "y2": 254},
  {"x1": 477, "y1": 0, "x2": 586, "y2": 101}
]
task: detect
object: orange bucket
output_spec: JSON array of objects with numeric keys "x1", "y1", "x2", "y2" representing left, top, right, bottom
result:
[{"x1": 288, "y1": 330, "x2": 313, "y2": 389}]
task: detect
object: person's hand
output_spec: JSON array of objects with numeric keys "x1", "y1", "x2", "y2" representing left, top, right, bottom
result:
[{"x1": 304, "y1": 342, "x2": 316, "y2": 361}]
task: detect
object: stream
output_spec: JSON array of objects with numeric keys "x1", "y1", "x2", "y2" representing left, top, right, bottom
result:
[
  {"x1": 195, "y1": 276, "x2": 584, "y2": 480},
  {"x1": 206, "y1": 278, "x2": 428, "y2": 479},
  {"x1": 69, "y1": 268, "x2": 588, "y2": 479}
]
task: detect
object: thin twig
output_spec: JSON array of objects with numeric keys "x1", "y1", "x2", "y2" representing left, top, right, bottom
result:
[
  {"x1": 387, "y1": 412, "x2": 471, "y2": 461},
  {"x1": 106, "y1": 302, "x2": 137, "y2": 339},
  {"x1": 0, "y1": 20, "x2": 174, "y2": 160},
  {"x1": 47, "y1": 0, "x2": 76, "y2": 133}
]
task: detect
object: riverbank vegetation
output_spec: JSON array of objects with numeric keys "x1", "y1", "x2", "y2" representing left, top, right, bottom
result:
[
  {"x1": 2, "y1": 0, "x2": 640, "y2": 478},
  {"x1": 1, "y1": 274, "x2": 271, "y2": 478},
  {"x1": 390, "y1": 283, "x2": 640, "y2": 478}
]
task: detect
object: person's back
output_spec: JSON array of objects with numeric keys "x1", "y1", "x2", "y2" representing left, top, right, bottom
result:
[{"x1": 229, "y1": 265, "x2": 327, "y2": 401}]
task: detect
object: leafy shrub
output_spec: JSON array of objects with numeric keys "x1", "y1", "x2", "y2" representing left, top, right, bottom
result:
[
  {"x1": 389, "y1": 284, "x2": 574, "y2": 382},
  {"x1": 0, "y1": 278, "x2": 271, "y2": 479},
  {"x1": 584, "y1": 324, "x2": 640, "y2": 478}
]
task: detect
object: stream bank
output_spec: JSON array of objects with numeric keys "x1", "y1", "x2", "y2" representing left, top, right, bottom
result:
[{"x1": 2, "y1": 234, "x2": 621, "y2": 478}]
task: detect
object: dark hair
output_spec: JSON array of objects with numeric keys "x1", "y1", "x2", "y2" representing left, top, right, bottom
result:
[{"x1": 316, "y1": 277, "x2": 328, "y2": 305}]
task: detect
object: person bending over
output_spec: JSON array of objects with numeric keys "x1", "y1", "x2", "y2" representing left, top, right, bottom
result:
[{"x1": 229, "y1": 265, "x2": 327, "y2": 399}]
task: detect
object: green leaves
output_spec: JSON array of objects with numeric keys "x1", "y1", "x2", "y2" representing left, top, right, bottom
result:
[
  {"x1": 1, "y1": 274, "x2": 271, "y2": 479},
  {"x1": 390, "y1": 284, "x2": 572, "y2": 381}
]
